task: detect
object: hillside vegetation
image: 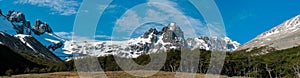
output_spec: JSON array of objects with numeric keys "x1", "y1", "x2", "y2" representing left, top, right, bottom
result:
[
  {"x1": 62, "y1": 46, "x2": 300, "y2": 77},
  {"x1": 2, "y1": 44, "x2": 300, "y2": 77},
  {"x1": 0, "y1": 45, "x2": 69, "y2": 76}
]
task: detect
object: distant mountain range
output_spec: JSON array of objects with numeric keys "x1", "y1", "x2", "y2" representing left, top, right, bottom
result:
[
  {"x1": 64, "y1": 23, "x2": 240, "y2": 60},
  {"x1": 0, "y1": 10, "x2": 239, "y2": 61}
]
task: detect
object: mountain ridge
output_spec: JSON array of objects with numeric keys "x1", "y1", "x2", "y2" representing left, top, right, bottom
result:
[
  {"x1": 237, "y1": 14, "x2": 300, "y2": 54},
  {"x1": 64, "y1": 23, "x2": 240, "y2": 60}
]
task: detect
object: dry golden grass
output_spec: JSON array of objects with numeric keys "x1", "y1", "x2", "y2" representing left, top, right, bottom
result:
[{"x1": 1, "y1": 71, "x2": 230, "y2": 78}]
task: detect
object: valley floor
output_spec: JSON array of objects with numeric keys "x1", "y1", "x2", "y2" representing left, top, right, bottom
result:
[{"x1": 0, "y1": 71, "x2": 232, "y2": 78}]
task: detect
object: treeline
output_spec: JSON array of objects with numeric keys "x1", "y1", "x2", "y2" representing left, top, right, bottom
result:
[
  {"x1": 2, "y1": 44, "x2": 300, "y2": 77},
  {"x1": 223, "y1": 46, "x2": 300, "y2": 77},
  {"x1": 64, "y1": 46, "x2": 300, "y2": 77}
]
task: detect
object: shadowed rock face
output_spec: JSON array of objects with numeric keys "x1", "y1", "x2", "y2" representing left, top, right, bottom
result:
[
  {"x1": 33, "y1": 20, "x2": 53, "y2": 35},
  {"x1": 0, "y1": 32, "x2": 33, "y2": 52},
  {"x1": 238, "y1": 14, "x2": 300, "y2": 53},
  {"x1": 161, "y1": 23, "x2": 185, "y2": 44}
]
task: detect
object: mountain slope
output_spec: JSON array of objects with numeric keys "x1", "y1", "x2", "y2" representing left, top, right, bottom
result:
[
  {"x1": 0, "y1": 32, "x2": 61, "y2": 61},
  {"x1": 0, "y1": 10, "x2": 66, "y2": 60},
  {"x1": 238, "y1": 14, "x2": 300, "y2": 52}
]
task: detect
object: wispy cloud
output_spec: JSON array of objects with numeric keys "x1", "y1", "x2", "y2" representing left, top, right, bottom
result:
[
  {"x1": 94, "y1": 35, "x2": 111, "y2": 39},
  {"x1": 55, "y1": 32, "x2": 111, "y2": 41},
  {"x1": 97, "y1": 4, "x2": 118, "y2": 11},
  {"x1": 55, "y1": 31, "x2": 73, "y2": 39},
  {"x1": 14, "y1": 0, "x2": 81, "y2": 16},
  {"x1": 114, "y1": 0, "x2": 207, "y2": 39}
]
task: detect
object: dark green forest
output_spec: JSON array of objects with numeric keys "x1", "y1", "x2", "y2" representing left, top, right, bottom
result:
[
  {"x1": 0, "y1": 45, "x2": 71, "y2": 76},
  {"x1": 1, "y1": 44, "x2": 300, "y2": 77}
]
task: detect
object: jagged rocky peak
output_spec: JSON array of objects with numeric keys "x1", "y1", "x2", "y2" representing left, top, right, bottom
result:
[
  {"x1": 5, "y1": 10, "x2": 31, "y2": 35},
  {"x1": 6, "y1": 10, "x2": 26, "y2": 22},
  {"x1": 161, "y1": 23, "x2": 186, "y2": 48},
  {"x1": 141, "y1": 23, "x2": 185, "y2": 44},
  {"x1": 161, "y1": 23, "x2": 185, "y2": 43},
  {"x1": 142, "y1": 28, "x2": 158, "y2": 38},
  {"x1": 33, "y1": 20, "x2": 53, "y2": 35}
]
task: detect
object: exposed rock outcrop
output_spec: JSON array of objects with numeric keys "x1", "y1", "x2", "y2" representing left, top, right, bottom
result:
[
  {"x1": 6, "y1": 11, "x2": 31, "y2": 35},
  {"x1": 33, "y1": 20, "x2": 53, "y2": 35}
]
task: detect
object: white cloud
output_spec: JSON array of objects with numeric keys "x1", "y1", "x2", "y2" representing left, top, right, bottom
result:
[
  {"x1": 14, "y1": 0, "x2": 80, "y2": 16},
  {"x1": 54, "y1": 31, "x2": 89, "y2": 41},
  {"x1": 97, "y1": 4, "x2": 118, "y2": 12},
  {"x1": 94, "y1": 35, "x2": 111, "y2": 39},
  {"x1": 55, "y1": 31, "x2": 73, "y2": 39},
  {"x1": 55, "y1": 32, "x2": 111, "y2": 40},
  {"x1": 114, "y1": 0, "x2": 207, "y2": 39},
  {"x1": 115, "y1": 10, "x2": 141, "y2": 33}
]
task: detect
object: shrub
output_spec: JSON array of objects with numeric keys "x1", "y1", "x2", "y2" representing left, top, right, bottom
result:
[{"x1": 5, "y1": 69, "x2": 13, "y2": 76}]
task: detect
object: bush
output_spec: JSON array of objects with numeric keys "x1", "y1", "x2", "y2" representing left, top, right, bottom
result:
[
  {"x1": 5, "y1": 69, "x2": 13, "y2": 76},
  {"x1": 30, "y1": 68, "x2": 40, "y2": 73}
]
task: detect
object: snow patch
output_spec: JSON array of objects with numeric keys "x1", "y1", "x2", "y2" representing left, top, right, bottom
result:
[
  {"x1": 15, "y1": 34, "x2": 37, "y2": 52},
  {"x1": 45, "y1": 38, "x2": 60, "y2": 44}
]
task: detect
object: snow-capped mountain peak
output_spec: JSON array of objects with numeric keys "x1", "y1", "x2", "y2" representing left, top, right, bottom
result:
[
  {"x1": 63, "y1": 23, "x2": 240, "y2": 60},
  {"x1": 187, "y1": 36, "x2": 240, "y2": 52}
]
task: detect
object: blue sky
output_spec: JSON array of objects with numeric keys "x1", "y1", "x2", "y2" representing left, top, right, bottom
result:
[{"x1": 1, "y1": 0, "x2": 300, "y2": 44}]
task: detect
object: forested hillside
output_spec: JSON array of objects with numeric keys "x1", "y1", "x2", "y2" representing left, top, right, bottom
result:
[
  {"x1": 63, "y1": 45, "x2": 300, "y2": 77},
  {"x1": 2, "y1": 44, "x2": 300, "y2": 77}
]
